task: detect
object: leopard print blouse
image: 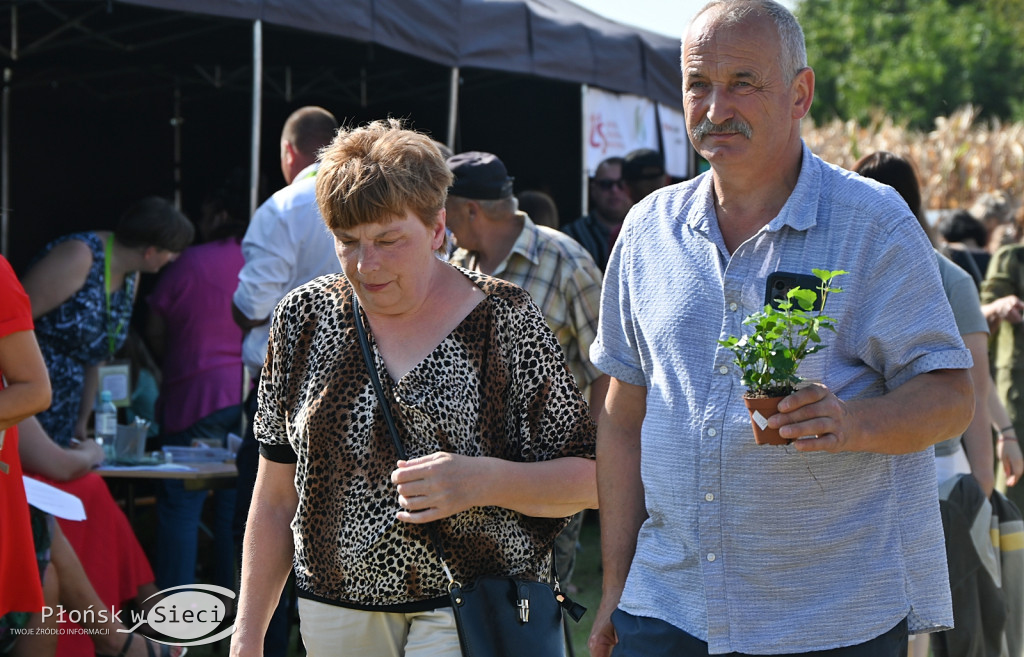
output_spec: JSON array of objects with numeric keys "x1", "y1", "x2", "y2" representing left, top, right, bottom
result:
[{"x1": 256, "y1": 266, "x2": 596, "y2": 609}]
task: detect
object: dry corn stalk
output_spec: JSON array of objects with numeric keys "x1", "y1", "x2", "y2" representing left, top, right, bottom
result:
[{"x1": 804, "y1": 106, "x2": 1024, "y2": 215}]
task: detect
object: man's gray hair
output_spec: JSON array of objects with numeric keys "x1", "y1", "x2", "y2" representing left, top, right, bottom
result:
[
  {"x1": 477, "y1": 196, "x2": 519, "y2": 217},
  {"x1": 690, "y1": 0, "x2": 807, "y2": 83}
]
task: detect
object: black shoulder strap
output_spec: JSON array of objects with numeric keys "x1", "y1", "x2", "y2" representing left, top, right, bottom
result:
[{"x1": 352, "y1": 294, "x2": 407, "y2": 461}]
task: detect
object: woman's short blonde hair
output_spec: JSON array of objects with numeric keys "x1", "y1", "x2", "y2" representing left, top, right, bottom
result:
[{"x1": 315, "y1": 119, "x2": 453, "y2": 231}]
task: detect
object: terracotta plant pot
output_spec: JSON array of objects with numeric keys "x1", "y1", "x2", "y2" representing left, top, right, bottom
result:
[{"x1": 743, "y1": 395, "x2": 791, "y2": 446}]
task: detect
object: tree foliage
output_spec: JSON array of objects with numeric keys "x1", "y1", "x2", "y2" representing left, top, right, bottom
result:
[{"x1": 796, "y1": 0, "x2": 1024, "y2": 129}]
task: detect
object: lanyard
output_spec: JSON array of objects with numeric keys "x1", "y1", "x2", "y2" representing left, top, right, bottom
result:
[{"x1": 104, "y1": 234, "x2": 125, "y2": 358}]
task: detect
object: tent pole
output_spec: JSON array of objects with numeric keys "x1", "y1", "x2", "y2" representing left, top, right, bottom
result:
[
  {"x1": 241, "y1": 18, "x2": 263, "y2": 422},
  {"x1": 2, "y1": 5, "x2": 16, "y2": 258},
  {"x1": 2, "y1": 68, "x2": 10, "y2": 259},
  {"x1": 250, "y1": 19, "x2": 263, "y2": 219},
  {"x1": 447, "y1": 67, "x2": 459, "y2": 152},
  {"x1": 580, "y1": 84, "x2": 588, "y2": 218},
  {"x1": 171, "y1": 80, "x2": 182, "y2": 209}
]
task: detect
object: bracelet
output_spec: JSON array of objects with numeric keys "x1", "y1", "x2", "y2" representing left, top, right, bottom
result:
[
  {"x1": 1000, "y1": 425, "x2": 1016, "y2": 434},
  {"x1": 999, "y1": 436, "x2": 1019, "y2": 442}
]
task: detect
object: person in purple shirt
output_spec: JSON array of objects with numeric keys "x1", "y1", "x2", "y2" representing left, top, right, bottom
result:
[{"x1": 146, "y1": 169, "x2": 250, "y2": 592}]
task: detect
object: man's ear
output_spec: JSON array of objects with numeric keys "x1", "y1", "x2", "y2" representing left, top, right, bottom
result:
[
  {"x1": 281, "y1": 139, "x2": 297, "y2": 168},
  {"x1": 791, "y1": 66, "x2": 815, "y2": 120}
]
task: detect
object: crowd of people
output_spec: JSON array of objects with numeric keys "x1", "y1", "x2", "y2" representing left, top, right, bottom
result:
[{"x1": 2, "y1": 1, "x2": 1024, "y2": 656}]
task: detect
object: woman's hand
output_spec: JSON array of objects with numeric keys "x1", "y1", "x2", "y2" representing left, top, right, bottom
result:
[
  {"x1": 390, "y1": 452, "x2": 488, "y2": 523},
  {"x1": 982, "y1": 294, "x2": 1024, "y2": 331},
  {"x1": 69, "y1": 437, "x2": 106, "y2": 468},
  {"x1": 999, "y1": 438, "x2": 1024, "y2": 488}
]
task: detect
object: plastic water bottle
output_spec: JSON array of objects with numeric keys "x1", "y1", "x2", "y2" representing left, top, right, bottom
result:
[{"x1": 96, "y1": 390, "x2": 118, "y2": 459}]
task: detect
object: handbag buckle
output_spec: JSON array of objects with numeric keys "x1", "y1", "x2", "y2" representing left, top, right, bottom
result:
[
  {"x1": 517, "y1": 583, "x2": 530, "y2": 623},
  {"x1": 517, "y1": 597, "x2": 530, "y2": 623}
]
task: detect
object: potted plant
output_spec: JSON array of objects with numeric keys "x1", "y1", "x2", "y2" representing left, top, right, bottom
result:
[{"x1": 719, "y1": 269, "x2": 847, "y2": 445}]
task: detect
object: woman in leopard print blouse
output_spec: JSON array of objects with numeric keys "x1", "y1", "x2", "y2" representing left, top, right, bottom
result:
[{"x1": 231, "y1": 120, "x2": 597, "y2": 657}]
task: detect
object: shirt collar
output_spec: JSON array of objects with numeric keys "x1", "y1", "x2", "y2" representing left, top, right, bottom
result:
[
  {"x1": 492, "y1": 212, "x2": 540, "y2": 275},
  {"x1": 686, "y1": 141, "x2": 820, "y2": 237},
  {"x1": 292, "y1": 162, "x2": 319, "y2": 184}
]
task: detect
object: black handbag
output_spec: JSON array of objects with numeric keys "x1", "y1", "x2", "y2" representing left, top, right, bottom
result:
[{"x1": 352, "y1": 294, "x2": 585, "y2": 657}]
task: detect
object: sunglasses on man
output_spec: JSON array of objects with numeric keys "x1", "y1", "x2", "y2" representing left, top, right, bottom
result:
[{"x1": 593, "y1": 178, "x2": 626, "y2": 191}]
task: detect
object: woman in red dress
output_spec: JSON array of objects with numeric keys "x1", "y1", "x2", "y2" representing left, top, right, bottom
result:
[{"x1": 0, "y1": 254, "x2": 55, "y2": 654}]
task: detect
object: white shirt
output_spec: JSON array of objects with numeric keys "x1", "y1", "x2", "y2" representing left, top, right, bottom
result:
[{"x1": 233, "y1": 163, "x2": 341, "y2": 372}]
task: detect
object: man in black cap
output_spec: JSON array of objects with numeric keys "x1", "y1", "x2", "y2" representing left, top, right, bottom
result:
[
  {"x1": 622, "y1": 148, "x2": 671, "y2": 204},
  {"x1": 446, "y1": 150, "x2": 608, "y2": 589},
  {"x1": 561, "y1": 156, "x2": 632, "y2": 272}
]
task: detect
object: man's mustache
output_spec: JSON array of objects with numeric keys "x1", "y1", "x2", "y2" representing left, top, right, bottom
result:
[{"x1": 691, "y1": 117, "x2": 753, "y2": 141}]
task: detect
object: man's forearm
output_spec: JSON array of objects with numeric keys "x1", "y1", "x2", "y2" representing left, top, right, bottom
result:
[
  {"x1": 596, "y1": 379, "x2": 648, "y2": 601},
  {"x1": 847, "y1": 369, "x2": 974, "y2": 454}
]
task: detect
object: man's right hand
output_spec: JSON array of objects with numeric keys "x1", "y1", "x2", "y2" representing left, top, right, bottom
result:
[{"x1": 587, "y1": 599, "x2": 620, "y2": 657}]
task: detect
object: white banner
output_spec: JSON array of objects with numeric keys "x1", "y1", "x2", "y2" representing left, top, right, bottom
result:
[
  {"x1": 583, "y1": 88, "x2": 658, "y2": 176},
  {"x1": 658, "y1": 103, "x2": 691, "y2": 179}
]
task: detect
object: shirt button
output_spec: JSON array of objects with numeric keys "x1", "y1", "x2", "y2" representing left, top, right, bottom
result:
[
  {"x1": 707, "y1": 553, "x2": 716, "y2": 562},
  {"x1": 729, "y1": 302, "x2": 738, "y2": 311},
  {"x1": 719, "y1": 365, "x2": 729, "y2": 374},
  {"x1": 707, "y1": 428, "x2": 717, "y2": 437},
  {"x1": 705, "y1": 492, "x2": 715, "y2": 502}
]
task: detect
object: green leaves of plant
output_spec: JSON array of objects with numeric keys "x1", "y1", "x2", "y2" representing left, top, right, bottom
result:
[{"x1": 718, "y1": 269, "x2": 847, "y2": 396}]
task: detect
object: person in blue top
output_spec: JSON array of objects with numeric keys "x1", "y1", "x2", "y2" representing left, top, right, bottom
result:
[
  {"x1": 587, "y1": 2, "x2": 975, "y2": 656},
  {"x1": 21, "y1": 196, "x2": 193, "y2": 446}
]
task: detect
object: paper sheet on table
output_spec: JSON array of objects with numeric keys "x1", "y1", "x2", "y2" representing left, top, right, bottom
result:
[
  {"x1": 100, "y1": 463, "x2": 195, "y2": 472},
  {"x1": 23, "y1": 476, "x2": 87, "y2": 521}
]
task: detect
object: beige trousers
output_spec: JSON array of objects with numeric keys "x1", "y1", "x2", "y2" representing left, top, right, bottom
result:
[{"x1": 297, "y1": 598, "x2": 461, "y2": 657}]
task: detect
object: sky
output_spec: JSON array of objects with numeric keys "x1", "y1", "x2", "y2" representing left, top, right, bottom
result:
[{"x1": 571, "y1": 0, "x2": 796, "y2": 39}]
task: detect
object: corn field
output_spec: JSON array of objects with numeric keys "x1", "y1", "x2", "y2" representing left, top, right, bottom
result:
[{"x1": 804, "y1": 106, "x2": 1024, "y2": 213}]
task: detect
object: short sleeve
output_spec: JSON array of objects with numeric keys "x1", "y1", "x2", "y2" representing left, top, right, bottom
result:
[
  {"x1": 943, "y1": 259, "x2": 988, "y2": 337},
  {"x1": 591, "y1": 223, "x2": 645, "y2": 386},
  {"x1": 849, "y1": 218, "x2": 972, "y2": 390},
  {"x1": 253, "y1": 295, "x2": 298, "y2": 464}
]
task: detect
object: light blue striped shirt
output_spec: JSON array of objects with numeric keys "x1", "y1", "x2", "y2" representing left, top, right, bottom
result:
[{"x1": 592, "y1": 143, "x2": 969, "y2": 654}]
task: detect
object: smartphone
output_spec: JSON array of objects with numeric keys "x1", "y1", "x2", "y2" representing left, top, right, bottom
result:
[{"x1": 764, "y1": 271, "x2": 824, "y2": 310}]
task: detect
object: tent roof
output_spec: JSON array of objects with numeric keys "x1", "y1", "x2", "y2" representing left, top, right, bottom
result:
[{"x1": 105, "y1": 0, "x2": 684, "y2": 106}]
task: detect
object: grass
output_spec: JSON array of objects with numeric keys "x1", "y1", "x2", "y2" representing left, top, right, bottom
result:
[{"x1": 566, "y1": 513, "x2": 603, "y2": 657}]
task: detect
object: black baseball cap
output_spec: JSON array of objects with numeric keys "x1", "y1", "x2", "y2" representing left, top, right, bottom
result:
[{"x1": 447, "y1": 151, "x2": 515, "y2": 200}]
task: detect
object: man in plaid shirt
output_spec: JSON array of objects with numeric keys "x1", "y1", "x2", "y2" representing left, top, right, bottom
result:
[{"x1": 446, "y1": 151, "x2": 607, "y2": 588}]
